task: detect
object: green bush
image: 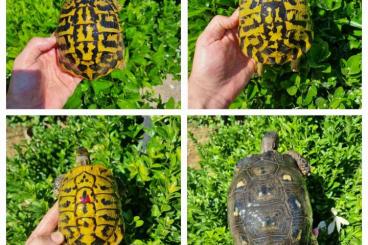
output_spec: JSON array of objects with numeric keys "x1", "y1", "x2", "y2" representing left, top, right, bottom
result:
[
  {"x1": 188, "y1": 116, "x2": 361, "y2": 244},
  {"x1": 7, "y1": 116, "x2": 181, "y2": 244},
  {"x1": 6, "y1": 0, "x2": 181, "y2": 109},
  {"x1": 189, "y1": 0, "x2": 361, "y2": 109}
]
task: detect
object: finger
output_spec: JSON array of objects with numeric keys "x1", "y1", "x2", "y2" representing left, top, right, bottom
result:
[
  {"x1": 199, "y1": 9, "x2": 239, "y2": 44},
  {"x1": 14, "y1": 37, "x2": 57, "y2": 67},
  {"x1": 28, "y1": 202, "x2": 59, "y2": 240},
  {"x1": 26, "y1": 232, "x2": 64, "y2": 245}
]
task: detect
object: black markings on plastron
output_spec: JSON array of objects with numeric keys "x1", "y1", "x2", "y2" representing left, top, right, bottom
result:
[
  {"x1": 99, "y1": 185, "x2": 110, "y2": 191},
  {"x1": 71, "y1": 12, "x2": 78, "y2": 25},
  {"x1": 63, "y1": 187, "x2": 72, "y2": 193},
  {"x1": 61, "y1": 214, "x2": 70, "y2": 224},
  {"x1": 83, "y1": 205, "x2": 88, "y2": 214},
  {"x1": 101, "y1": 19, "x2": 119, "y2": 29},
  {"x1": 100, "y1": 214, "x2": 116, "y2": 221},
  {"x1": 109, "y1": 59, "x2": 117, "y2": 69},
  {"x1": 61, "y1": 6, "x2": 74, "y2": 15},
  {"x1": 98, "y1": 66, "x2": 110, "y2": 76},
  {"x1": 57, "y1": 21, "x2": 71, "y2": 33},
  {"x1": 255, "y1": 36, "x2": 264, "y2": 49},
  {"x1": 62, "y1": 200, "x2": 71, "y2": 208},
  {"x1": 101, "y1": 198, "x2": 113, "y2": 205},
  {"x1": 256, "y1": 51, "x2": 264, "y2": 63},
  {"x1": 82, "y1": 5, "x2": 87, "y2": 21},
  {"x1": 279, "y1": 43, "x2": 290, "y2": 53},
  {"x1": 102, "y1": 226, "x2": 111, "y2": 237},
  {"x1": 92, "y1": 237, "x2": 106, "y2": 245},
  {"x1": 292, "y1": 48, "x2": 298, "y2": 59},
  {"x1": 287, "y1": 0, "x2": 297, "y2": 5},
  {"x1": 247, "y1": 45, "x2": 253, "y2": 58},
  {"x1": 78, "y1": 64, "x2": 88, "y2": 72},
  {"x1": 291, "y1": 20, "x2": 307, "y2": 28},
  {"x1": 264, "y1": 48, "x2": 273, "y2": 55},
  {"x1": 66, "y1": 227, "x2": 77, "y2": 239},
  {"x1": 82, "y1": 73, "x2": 90, "y2": 79},
  {"x1": 250, "y1": 0, "x2": 260, "y2": 9},
  {"x1": 279, "y1": 55, "x2": 287, "y2": 64},
  {"x1": 97, "y1": 3, "x2": 113, "y2": 12},
  {"x1": 65, "y1": 54, "x2": 77, "y2": 65},
  {"x1": 83, "y1": 221, "x2": 89, "y2": 227},
  {"x1": 103, "y1": 40, "x2": 117, "y2": 48},
  {"x1": 117, "y1": 50, "x2": 123, "y2": 59},
  {"x1": 83, "y1": 42, "x2": 89, "y2": 54}
]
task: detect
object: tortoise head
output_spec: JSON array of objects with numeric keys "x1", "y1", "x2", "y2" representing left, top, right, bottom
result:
[
  {"x1": 261, "y1": 132, "x2": 279, "y2": 153},
  {"x1": 76, "y1": 147, "x2": 90, "y2": 166}
]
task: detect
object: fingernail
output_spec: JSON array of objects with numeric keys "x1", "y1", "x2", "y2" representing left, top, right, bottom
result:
[{"x1": 51, "y1": 231, "x2": 64, "y2": 243}]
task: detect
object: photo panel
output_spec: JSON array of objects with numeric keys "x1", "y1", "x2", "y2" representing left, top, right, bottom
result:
[
  {"x1": 188, "y1": 115, "x2": 362, "y2": 244},
  {"x1": 6, "y1": 0, "x2": 181, "y2": 109},
  {"x1": 6, "y1": 115, "x2": 181, "y2": 244},
  {"x1": 188, "y1": 1, "x2": 362, "y2": 109}
]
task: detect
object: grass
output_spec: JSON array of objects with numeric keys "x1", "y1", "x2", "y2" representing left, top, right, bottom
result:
[
  {"x1": 6, "y1": 0, "x2": 181, "y2": 109},
  {"x1": 6, "y1": 116, "x2": 181, "y2": 244},
  {"x1": 188, "y1": 116, "x2": 361, "y2": 244},
  {"x1": 188, "y1": 0, "x2": 361, "y2": 109}
]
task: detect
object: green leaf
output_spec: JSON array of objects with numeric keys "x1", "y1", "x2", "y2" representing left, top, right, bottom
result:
[{"x1": 287, "y1": 86, "x2": 298, "y2": 96}]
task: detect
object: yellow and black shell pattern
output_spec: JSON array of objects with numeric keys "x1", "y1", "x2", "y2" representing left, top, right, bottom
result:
[
  {"x1": 228, "y1": 151, "x2": 313, "y2": 244},
  {"x1": 239, "y1": 0, "x2": 313, "y2": 65},
  {"x1": 56, "y1": 0, "x2": 124, "y2": 80},
  {"x1": 58, "y1": 164, "x2": 124, "y2": 244}
]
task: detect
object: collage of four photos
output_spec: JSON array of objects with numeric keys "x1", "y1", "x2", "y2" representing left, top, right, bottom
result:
[{"x1": 4, "y1": 0, "x2": 363, "y2": 244}]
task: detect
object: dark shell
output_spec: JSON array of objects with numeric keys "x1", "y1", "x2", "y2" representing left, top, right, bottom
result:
[{"x1": 228, "y1": 151, "x2": 313, "y2": 244}]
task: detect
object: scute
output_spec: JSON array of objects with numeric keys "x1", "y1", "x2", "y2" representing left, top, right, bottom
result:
[
  {"x1": 239, "y1": 0, "x2": 312, "y2": 65},
  {"x1": 58, "y1": 164, "x2": 124, "y2": 245},
  {"x1": 56, "y1": 0, "x2": 124, "y2": 80},
  {"x1": 228, "y1": 151, "x2": 312, "y2": 244}
]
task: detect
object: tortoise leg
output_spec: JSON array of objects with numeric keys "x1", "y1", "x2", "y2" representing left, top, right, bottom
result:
[
  {"x1": 53, "y1": 175, "x2": 64, "y2": 198},
  {"x1": 286, "y1": 150, "x2": 311, "y2": 176},
  {"x1": 291, "y1": 59, "x2": 300, "y2": 72},
  {"x1": 256, "y1": 63, "x2": 264, "y2": 76}
]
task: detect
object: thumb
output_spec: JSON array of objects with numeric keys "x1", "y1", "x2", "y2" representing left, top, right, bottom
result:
[
  {"x1": 26, "y1": 231, "x2": 64, "y2": 245},
  {"x1": 199, "y1": 9, "x2": 239, "y2": 45},
  {"x1": 14, "y1": 36, "x2": 57, "y2": 67}
]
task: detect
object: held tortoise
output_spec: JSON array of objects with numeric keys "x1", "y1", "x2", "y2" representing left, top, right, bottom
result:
[
  {"x1": 56, "y1": 0, "x2": 124, "y2": 80},
  {"x1": 239, "y1": 0, "x2": 313, "y2": 75},
  {"x1": 227, "y1": 132, "x2": 317, "y2": 245},
  {"x1": 54, "y1": 147, "x2": 124, "y2": 244}
]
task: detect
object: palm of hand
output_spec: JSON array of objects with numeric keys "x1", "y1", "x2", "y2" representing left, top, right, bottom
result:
[
  {"x1": 204, "y1": 28, "x2": 254, "y2": 92},
  {"x1": 11, "y1": 48, "x2": 81, "y2": 108}
]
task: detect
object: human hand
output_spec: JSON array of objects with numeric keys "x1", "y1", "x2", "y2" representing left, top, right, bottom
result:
[
  {"x1": 189, "y1": 9, "x2": 256, "y2": 109},
  {"x1": 26, "y1": 203, "x2": 64, "y2": 245},
  {"x1": 7, "y1": 36, "x2": 82, "y2": 109}
]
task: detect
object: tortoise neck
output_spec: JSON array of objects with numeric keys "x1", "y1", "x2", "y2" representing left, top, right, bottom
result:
[{"x1": 76, "y1": 155, "x2": 90, "y2": 166}]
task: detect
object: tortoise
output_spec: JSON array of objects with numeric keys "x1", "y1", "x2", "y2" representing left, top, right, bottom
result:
[
  {"x1": 227, "y1": 132, "x2": 317, "y2": 244},
  {"x1": 55, "y1": 0, "x2": 124, "y2": 80},
  {"x1": 54, "y1": 147, "x2": 124, "y2": 244},
  {"x1": 238, "y1": 0, "x2": 313, "y2": 75}
]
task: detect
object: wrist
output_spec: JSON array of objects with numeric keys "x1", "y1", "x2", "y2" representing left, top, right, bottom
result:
[{"x1": 188, "y1": 75, "x2": 230, "y2": 109}]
